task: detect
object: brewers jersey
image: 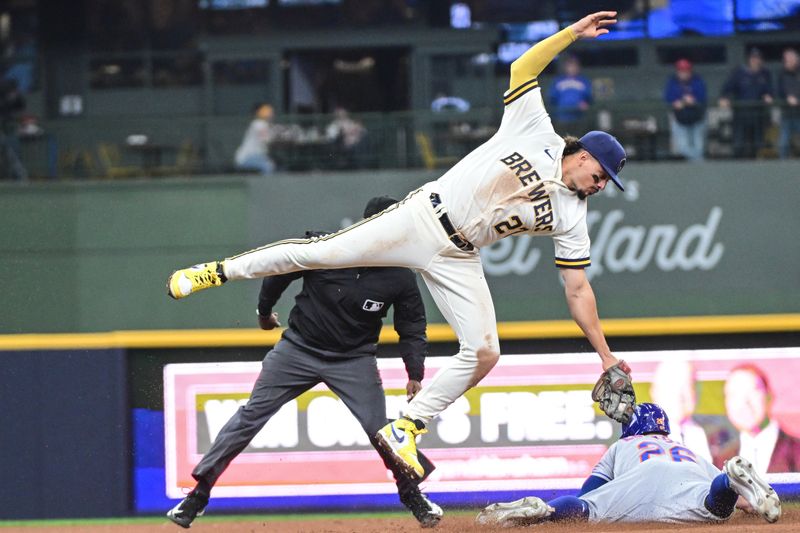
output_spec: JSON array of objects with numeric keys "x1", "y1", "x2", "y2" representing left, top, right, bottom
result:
[
  {"x1": 432, "y1": 73, "x2": 590, "y2": 268},
  {"x1": 221, "y1": 26, "x2": 595, "y2": 426},
  {"x1": 581, "y1": 434, "x2": 724, "y2": 523}
]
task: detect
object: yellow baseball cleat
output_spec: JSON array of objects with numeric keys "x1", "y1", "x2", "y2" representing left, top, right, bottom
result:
[
  {"x1": 375, "y1": 418, "x2": 427, "y2": 480},
  {"x1": 167, "y1": 262, "x2": 227, "y2": 299}
]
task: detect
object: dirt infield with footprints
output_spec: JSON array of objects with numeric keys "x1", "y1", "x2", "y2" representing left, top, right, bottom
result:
[{"x1": 3, "y1": 506, "x2": 799, "y2": 533}]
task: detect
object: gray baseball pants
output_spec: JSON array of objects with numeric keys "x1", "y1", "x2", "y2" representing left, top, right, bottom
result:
[{"x1": 191, "y1": 336, "x2": 433, "y2": 495}]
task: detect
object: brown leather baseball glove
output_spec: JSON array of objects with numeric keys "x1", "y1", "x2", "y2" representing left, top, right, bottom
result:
[{"x1": 591, "y1": 361, "x2": 635, "y2": 423}]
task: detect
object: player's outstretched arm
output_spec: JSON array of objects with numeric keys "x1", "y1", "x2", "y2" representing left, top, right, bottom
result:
[
  {"x1": 508, "y1": 11, "x2": 616, "y2": 92},
  {"x1": 560, "y1": 268, "x2": 617, "y2": 370}
]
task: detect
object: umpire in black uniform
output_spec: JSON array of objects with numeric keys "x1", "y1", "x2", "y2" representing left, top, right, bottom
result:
[{"x1": 167, "y1": 196, "x2": 441, "y2": 529}]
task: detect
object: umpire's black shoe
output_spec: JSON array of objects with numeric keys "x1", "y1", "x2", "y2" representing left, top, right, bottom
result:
[
  {"x1": 400, "y1": 489, "x2": 443, "y2": 528},
  {"x1": 166, "y1": 491, "x2": 209, "y2": 529}
]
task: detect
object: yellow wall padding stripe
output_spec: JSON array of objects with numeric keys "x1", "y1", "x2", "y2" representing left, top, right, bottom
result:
[{"x1": 0, "y1": 314, "x2": 798, "y2": 351}]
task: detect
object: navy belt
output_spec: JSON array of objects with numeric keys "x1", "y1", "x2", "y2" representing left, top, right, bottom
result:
[{"x1": 429, "y1": 193, "x2": 474, "y2": 252}]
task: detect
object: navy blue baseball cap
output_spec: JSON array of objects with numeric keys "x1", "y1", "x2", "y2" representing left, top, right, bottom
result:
[
  {"x1": 579, "y1": 131, "x2": 626, "y2": 191},
  {"x1": 621, "y1": 403, "x2": 670, "y2": 438}
]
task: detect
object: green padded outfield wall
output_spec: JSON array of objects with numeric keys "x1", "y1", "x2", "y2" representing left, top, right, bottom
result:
[{"x1": 1, "y1": 161, "x2": 798, "y2": 334}]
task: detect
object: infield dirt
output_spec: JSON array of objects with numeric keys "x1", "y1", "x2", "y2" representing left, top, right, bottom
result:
[{"x1": 2, "y1": 507, "x2": 798, "y2": 533}]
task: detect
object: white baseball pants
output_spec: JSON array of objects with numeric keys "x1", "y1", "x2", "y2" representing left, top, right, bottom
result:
[{"x1": 223, "y1": 186, "x2": 500, "y2": 424}]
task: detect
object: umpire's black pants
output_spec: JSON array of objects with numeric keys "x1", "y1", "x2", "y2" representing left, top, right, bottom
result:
[{"x1": 191, "y1": 336, "x2": 434, "y2": 497}]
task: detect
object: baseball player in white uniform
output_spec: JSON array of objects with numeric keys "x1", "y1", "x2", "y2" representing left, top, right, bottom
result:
[
  {"x1": 167, "y1": 11, "x2": 631, "y2": 482},
  {"x1": 477, "y1": 403, "x2": 782, "y2": 526}
]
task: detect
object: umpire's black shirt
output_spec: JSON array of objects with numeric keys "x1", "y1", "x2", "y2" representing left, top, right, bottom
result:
[{"x1": 257, "y1": 232, "x2": 428, "y2": 381}]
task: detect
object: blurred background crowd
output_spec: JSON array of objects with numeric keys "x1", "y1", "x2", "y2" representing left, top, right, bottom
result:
[{"x1": 0, "y1": 0, "x2": 798, "y2": 181}]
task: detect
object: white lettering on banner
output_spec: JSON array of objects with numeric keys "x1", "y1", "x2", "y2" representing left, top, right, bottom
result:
[
  {"x1": 385, "y1": 394, "x2": 408, "y2": 420},
  {"x1": 203, "y1": 399, "x2": 299, "y2": 448},
  {"x1": 204, "y1": 399, "x2": 241, "y2": 441},
  {"x1": 201, "y1": 391, "x2": 612, "y2": 451},
  {"x1": 480, "y1": 236, "x2": 542, "y2": 275},
  {"x1": 250, "y1": 401, "x2": 299, "y2": 448},
  {"x1": 482, "y1": 207, "x2": 724, "y2": 278},
  {"x1": 436, "y1": 396, "x2": 472, "y2": 444},
  {"x1": 480, "y1": 390, "x2": 611, "y2": 442},
  {"x1": 603, "y1": 179, "x2": 640, "y2": 201},
  {"x1": 589, "y1": 206, "x2": 724, "y2": 277},
  {"x1": 308, "y1": 396, "x2": 370, "y2": 447}
]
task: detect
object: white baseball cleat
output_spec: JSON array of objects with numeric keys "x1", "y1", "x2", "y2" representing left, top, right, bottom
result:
[
  {"x1": 476, "y1": 496, "x2": 554, "y2": 528},
  {"x1": 725, "y1": 456, "x2": 781, "y2": 523}
]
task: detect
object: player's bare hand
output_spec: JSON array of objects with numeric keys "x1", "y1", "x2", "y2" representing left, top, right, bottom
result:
[
  {"x1": 736, "y1": 495, "x2": 756, "y2": 514},
  {"x1": 406, "y1": 380, "x2": 422, "y2": 401},
  {"x1": 601, "y1": 354, "x2": 620, "y2": 371},
  {"x1": 258, "y1": 312, "x2": 281, "y2": 330},
  {"x1": 570, "y1": 11, "x2": 617, "y2": 40}
]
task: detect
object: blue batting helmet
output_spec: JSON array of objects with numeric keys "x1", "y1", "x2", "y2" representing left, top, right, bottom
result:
[{"x1": 621, "y1": 403, "x2": 670, "y2": 438}]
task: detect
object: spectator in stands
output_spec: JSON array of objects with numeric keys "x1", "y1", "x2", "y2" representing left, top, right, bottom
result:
[
  {"x1": 664, "y1": 58, "x2": 707, "y2": 161},
  {"x1": 719, "y1": 48, "x2": 773, "y2": 158},
  {"x1": 325, "y1": 106, "x2": 367, "y2": 169},
  {"x1": 721, "y1": 364, "x2": 800, "y2": 474},
  {"x1": 777, "y1": 47, "x2": 800, "y2": 159},
  {"x1": 548, "y1": 54, "x2": 593, "y2": 131},
  {"x1": 2, "y1": 33, "x2": 36, "y2": 94},
  {"x1": 234, "y1": 103, "x2": 276, "y2": 175},
  {"x1": 0, "y1": 77, "x2": 28, "y2": 181}
]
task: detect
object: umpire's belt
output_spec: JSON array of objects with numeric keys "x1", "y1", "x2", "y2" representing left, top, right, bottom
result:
[{"x1": 429, "y1": 193, "x2": 474, "y2": 252}]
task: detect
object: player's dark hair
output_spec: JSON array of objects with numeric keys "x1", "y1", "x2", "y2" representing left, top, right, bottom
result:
[{"x1": 562, "y1": 136, "x2": 582, "y2": 157}]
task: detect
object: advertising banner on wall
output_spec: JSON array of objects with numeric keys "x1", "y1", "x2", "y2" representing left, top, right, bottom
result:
[
  {"x1": 4, "y1": 164, "x2": 797, "y2": 334},
  {"x1": 163, "y1": 347, "x2": 800, "y2": 506},
  {"x1": 246, "y1": 165, "x2": 800, "y2": 325}
]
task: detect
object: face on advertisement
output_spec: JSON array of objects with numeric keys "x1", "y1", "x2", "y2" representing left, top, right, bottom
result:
[
  {"x1": 650, "y1": 359, "x2": 696, "y2": 425},
  {"x1": 724, "y1": 368, "x2": 770, "y2": 434}
]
